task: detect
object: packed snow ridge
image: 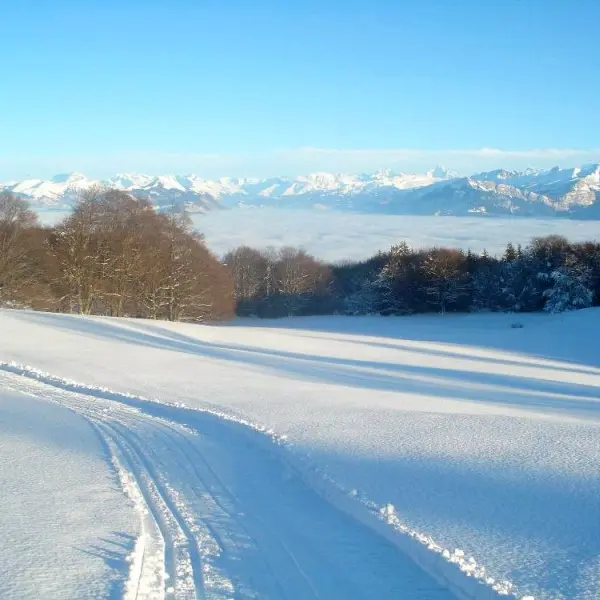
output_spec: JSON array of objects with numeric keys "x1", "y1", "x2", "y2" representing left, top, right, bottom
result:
[{"x1": 3, "y1": 163, "x2": 600, "y2": 217}]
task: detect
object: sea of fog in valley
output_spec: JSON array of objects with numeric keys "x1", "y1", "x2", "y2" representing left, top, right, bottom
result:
[
  {"x1": 36, "y1": 208, "x2": 600, "y2": 263},
  {"x1": 192, "y1": 209, "x2": 600, "y2": 262}
]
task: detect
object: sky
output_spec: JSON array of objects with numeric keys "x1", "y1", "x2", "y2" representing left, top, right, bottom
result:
[{"x1": 1, "y1": 0, "x2": 599, "y2": 180}]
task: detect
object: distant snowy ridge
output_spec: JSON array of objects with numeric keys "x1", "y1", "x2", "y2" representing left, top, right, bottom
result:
[
  {"x1": 2, "y1": 162, "x2": 600, "y2": 218},
  {"x1": 0, "y1": 168, "x2": 456, "y2": 212}
]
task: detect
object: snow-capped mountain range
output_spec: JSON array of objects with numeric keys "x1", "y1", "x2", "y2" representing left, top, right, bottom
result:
[{"x1": 2, "y1": 163, "x2": 600, "y2": 218}]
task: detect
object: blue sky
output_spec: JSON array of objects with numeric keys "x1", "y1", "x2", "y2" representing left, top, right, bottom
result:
[{"x1": 2, "y1": 0, "x2": 598, "y2": 179}]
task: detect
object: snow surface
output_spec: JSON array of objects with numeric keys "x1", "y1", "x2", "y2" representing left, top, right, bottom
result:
[
  {"x1": 1, "y1": 308, "x2": 600, "y2": 599},
  {"x1": 191, "y1": 209, "x2": 600, "y2": 261},
  {"x1": 0, "y1": 364, "x2": 462, "y2": 600},
  {"x1": 0, "y1": 387, "x2": 138, "y2": 599}
]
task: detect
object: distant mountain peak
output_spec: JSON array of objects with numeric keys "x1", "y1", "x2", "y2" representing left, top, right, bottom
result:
[
  {"x1": 2, "y1": 163, "x2": 600, "y2": 218},
  {"x1": 427, "y1": 165, "x2": 458, "y2": 179},
  {"x1": 50, "y1": 172, "x2": 88, "y2": 184}
]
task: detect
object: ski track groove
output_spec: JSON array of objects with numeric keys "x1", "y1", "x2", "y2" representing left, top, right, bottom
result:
[
  {"x1": 140, "y1": 424, "x2": 285, "y2": 600},
  {"x1": 86, "y1": 419, "x2": 163, "y2": 600},
  {"x1": 110, "y1": 405, "x2": 312, "y2": 600},
  {"x1": 148, "y1": 418, "x2": 318, "y2": 600},
  {"x1": 97, "y1": 421, "x2": 202, "y2": 600},
  {"x1": 0, "y1": 373, "x2": 204, "y2": 600},
  {"x1": 96, "y1": 423, "x2": 178, "y2": 594},
  {"x1": 98, "y1": 407, "x2": 259, "y2": 600}
]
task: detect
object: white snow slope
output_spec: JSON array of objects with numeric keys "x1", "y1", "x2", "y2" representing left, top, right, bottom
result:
[
  {"x1": 2, "y1": 308, "x2": 600, "y2": 600},
  {"x1": 0, "y1": 387, "x2": 138, "y2": 599}
]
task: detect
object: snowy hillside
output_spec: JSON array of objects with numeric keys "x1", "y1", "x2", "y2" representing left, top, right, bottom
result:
[
  {"x1": 0, "y1": 172, "x2": 223, "y2": 213},
  {"x1": 2, "y1": 308, "x2": 600, "y2": 599},
  {"x1": 3, "y1": 163, "x2": 600, "y2": 217},
  {"x1": 3, "y1": 172, "x2": 97, "y2": 207},
  {"x1": 472, "y1": 164, "x2": 600, "y2": 209}
]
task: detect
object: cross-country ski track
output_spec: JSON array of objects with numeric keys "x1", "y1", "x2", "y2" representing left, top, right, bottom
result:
[{"x1": 0, "y1": 364, "x2": 459, "y2": 600}]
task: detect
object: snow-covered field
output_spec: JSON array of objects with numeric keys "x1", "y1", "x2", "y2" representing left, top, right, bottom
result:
[
  {"x1": 0, "y1": 387, "x2": 137, "y2": 599},
  {"x1": 2, "y1": 308, "x2": 600, "y2": 599},
  {"x1": 191, "y1": 209, "x2": 600, "y2": 261}
]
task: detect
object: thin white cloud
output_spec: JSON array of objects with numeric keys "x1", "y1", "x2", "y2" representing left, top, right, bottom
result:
[
  {"x1": 288, "y1": 146, "x2": 598, "y2": 158},
  {"x1": 1, "y1": 147, "x2": 598, "y2": 180},
  {"x1": 270, "y1": 147, "x2": 600, "y2": 176}
]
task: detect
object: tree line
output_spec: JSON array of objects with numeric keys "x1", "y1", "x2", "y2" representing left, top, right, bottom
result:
[
  {"x1": 0, "y1": 188, "x2": 233, "y2": 321},
  {"x1": 2, "y1": 188, "x2": 600, "y2": 321},
  {"x1": 228, "y1": 237, "x2": 599, "y2": 317}
]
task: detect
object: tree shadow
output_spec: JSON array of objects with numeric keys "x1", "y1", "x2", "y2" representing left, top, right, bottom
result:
[
  {"x1": 18, "y1": 310, "x2": 600, "y2": 422},
  {"x1": 75, "y1": 531, "x2": 135, "y2": 600},
  {"x1": 300, "y1": 447, "x2": 600, "y2": 599},
  {"x1": 230, "y1": 310, "x2": 600, "y2": 371},
  {"x1": 12, "y1": 309, "x2": 600, "y2": 599}
]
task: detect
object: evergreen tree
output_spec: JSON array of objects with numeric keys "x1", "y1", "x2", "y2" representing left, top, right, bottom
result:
[
  {"x1": 420, "y1": 248, "x2": 470, "y2": 314},
  {"x1": 543, "y1": 266, "x2": 593, "y2": 313},
  {"x1": 504, "y1": 243, "x2": 517, "y2": 262},
  {"x1": 374, "y1": 242, "x2": 416, "y2": 315},
  {"x1": 471, "y1": 260, "x2": 503, "y2": 311},
  {"x1": 516, "y1": 244, "x2": 524, "y2": 259}
]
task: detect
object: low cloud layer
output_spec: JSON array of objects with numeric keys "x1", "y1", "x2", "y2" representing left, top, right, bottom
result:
[{"x1": 192, "y1": 210, "x2": 600, "y2": 262}]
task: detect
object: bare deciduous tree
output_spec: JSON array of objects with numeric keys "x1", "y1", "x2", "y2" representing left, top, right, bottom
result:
[
  {"x1": 0, "y1": 191, "x2": 40, "y2": 304},
  {"x1": 224, "y1": 246, "x2": 270, "y2": 303},
  {"x1": 274, "y1": 247, "x2": 331, "y2": 316},
  {"x1": 48, "y1": 186, "x2": 111, "y2": 314},
  {"x1": 48, "y1": 190, "x2": 234, "y2": 321}
]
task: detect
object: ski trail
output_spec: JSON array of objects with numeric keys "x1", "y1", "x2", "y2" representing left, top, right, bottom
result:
[
  {"x1": 98, "y1": 421, "x2": 200, "y2": 599},
  {"x1": 0, "y1": 365, "x2": 462, "y2": 600},
  {"x1": 89, "y1": 420, "x2": 166, "y2": 600},
  {"x1": 143, "y1": 417, "x2": 323, "y2": 599},
  {"x1": 0, "y1": 374, "x2": 215, "y2": 600}
]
